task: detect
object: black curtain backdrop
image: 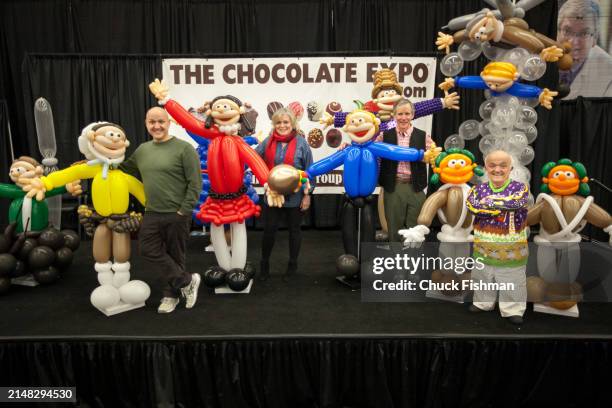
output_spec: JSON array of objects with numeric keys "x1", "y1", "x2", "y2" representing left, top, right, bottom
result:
[
  {"x1": 0, "y1": 100, "x2": 14, "y2": 228},
  {"x1": 1, "y1": 338, "x2": 612, "y2": 408},
  {"x1": 1, "y1": 0, "x2": 555, "y2": 155},
  {"x1": 2, "y1": 0, "x2": 611, "y2": 235}
]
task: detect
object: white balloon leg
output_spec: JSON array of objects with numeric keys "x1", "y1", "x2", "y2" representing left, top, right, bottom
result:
[
  {"x1": 211, "y1": 223, "x2": 232, "y2": 271},
  {"x1": 230, "y1": 222, "x2": 247, "y2": 270},
  {"x1": 112, "y1": 262, "x2": 131, "y2": 288}
]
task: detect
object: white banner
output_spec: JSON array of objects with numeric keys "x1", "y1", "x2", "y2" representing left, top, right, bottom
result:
[{"x1": 162, "y1": 56, "x2": 437, "y2": 193}]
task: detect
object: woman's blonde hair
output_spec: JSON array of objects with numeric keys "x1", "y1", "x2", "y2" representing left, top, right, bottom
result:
[{"x1": 271, "y1": 107, "x2": 299, "y2": 131}]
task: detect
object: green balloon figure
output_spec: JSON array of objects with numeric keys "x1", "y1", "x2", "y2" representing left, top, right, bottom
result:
[{"x1": 0, "y1": 156, "x2": 81, "y2": 232}]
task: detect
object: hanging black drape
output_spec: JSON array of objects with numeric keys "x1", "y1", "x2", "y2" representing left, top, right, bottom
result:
[
  {"x1": 2, "y1": 0, "x2": 558, "y2": 157},
  {"x1": 1, "y1": 338, "x2": 611, "y2": 408},
  {"x1": 0, "y1": 100, "x2": 13, "y2": 228}
]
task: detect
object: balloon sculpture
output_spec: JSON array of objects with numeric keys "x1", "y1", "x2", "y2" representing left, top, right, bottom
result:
[
  {"x1": 435, "y1": 2, "x2": 562, "y2": 189},
  {"x1": 306, "y1": 109, "x2": 440, "y2": 275},
  {"x1": 149, "y1": 79, "x2": 286, "y2": 292},
  {"x1": 0, "y1": 156, "x2": 81, "y2": 292},
  {"x1": 399, "y1": 149, "x2": 484, "y2": 299},
  {"x1": 526, "y1": 159, "x2": 612, "y2": 316},
  {"x1": 321, "y1": 68, "x2": 460, "y2": 135},
  {"x1": 319, "y1": 68, "x2": 459, "y2": 240},
  {"x1": 19, "y1": 122, "x2": 150, "y2": 315},
  {"x1": 436, "y1": 0, "x2": 572, "y2": 72},
  {"x1": 34, "y1": 98, "x2": 63, "y2": 230}
]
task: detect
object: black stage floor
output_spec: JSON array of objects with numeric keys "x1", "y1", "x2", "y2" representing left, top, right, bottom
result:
[{"x1": 2, "y1": 229, "x2": 612, "y2": 340}]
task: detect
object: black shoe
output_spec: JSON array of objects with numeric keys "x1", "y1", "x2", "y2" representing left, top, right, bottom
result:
[
  {"x1": 468, "y1": 304, "x2": 486, "y2": 313},
  {"x1": 506, "y1": 315, "x2": 524, "y2": 325},
  {"x1": 258, "y1": 261, "x2": 270, "y2": 282},
  {"x1": 283, "y1": 262, "x2": 298, "y2": 282}
]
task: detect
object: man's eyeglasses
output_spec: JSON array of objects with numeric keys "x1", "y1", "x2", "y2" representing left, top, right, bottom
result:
[{"x1": 558, "y1": 28, "x2": 594, "y2": 39}]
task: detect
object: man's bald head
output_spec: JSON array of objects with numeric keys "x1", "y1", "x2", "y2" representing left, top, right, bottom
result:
[
  {"x1": 146, "y1": 106, "x2": 169, "y2": 120},
  {"x1": 484, "y1": 150, "x2": 513, "y2": 187},
  {"x1": 145, "y1": 106, "x2": 171, "y2": 142}
]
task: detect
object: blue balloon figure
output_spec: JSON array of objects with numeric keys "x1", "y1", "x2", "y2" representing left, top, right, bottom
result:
[
  {"x1": 306, "y1": 110, "x2": 430, "y2": 263},
  {"x1": 441, "y1": 61, "x2": 557, "y2": 109}
]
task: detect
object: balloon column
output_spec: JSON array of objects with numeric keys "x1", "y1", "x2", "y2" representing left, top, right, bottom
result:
[
  {"x1": 306, "y1": 109, "x2": 440, "y2": 274},
  {"x1": 526, "y1": 159, "x2": 612, "y2": 316},
  {"x1": 149, "y1": 79, "x2": 286, "y2": 293},
  {"x1": 399, "y1": 149, "x2": 484, "y2": 298},
  {"x1": 436, "y1": 1, "x2": 562, "y2": 187},
  {"x1": 18, "y1": 122, "x2": 150, "y2": 315}
]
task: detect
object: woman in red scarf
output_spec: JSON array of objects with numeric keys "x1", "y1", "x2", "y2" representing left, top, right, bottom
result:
[{"x1": 255, "y1": 108, "x2": 314, "y2": 281}]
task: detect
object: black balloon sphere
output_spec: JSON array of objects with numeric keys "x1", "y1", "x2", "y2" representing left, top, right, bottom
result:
[
  {"x1": 226, "y1": 269, "x2": 249, "y2": 291},
  {"x1": 336, "y1": 254, "x2": 360, "y2": 279},
  {"x1": 54, "y1": 247, "x2": 74, "y2": 269},
  {"x1": 61, "y1": 230, "x2": 81, "y2": 251},
  {"x1": 38, "y1": 228, "x2": 65, "y2": 250},
  {"x1": 203, "y1": 266, "x2": 227, "y2": 288},
  {"x1": 17, "y1": 238, "x2": 38, "y2": 260},
  {"x1": 33, "y1": 266, "x2": 60, "y2": 284},
  {"x1": 0, "y1": 277, "x2": 11, "y2": 294},
  {"x1": 28, "y1": 246, "x2": 56, "y2": 270},
  {"x1": 0, "y1": 253, "x2": 17, "y2": 277}
]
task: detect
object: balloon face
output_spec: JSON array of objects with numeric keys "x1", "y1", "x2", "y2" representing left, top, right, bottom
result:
[
  {"x1": 544, "y1": 165, "x2": 580, "y2": 195},
  {"x1": 343, "y1": 111, "x2": 379, "y2": 143},
  {"x1": 440, "y1": 52, "x2": 464, "y2": 76},
  {"x1": 211, "y1": 98, "x2": 242, "y2": 126},
  {"x1": 9, "y1": 159, "x2": 42, "y2": 186},
  {"x1": 90, "y1": 125, "x2": 128, "y2": 159},
  {"x1": 437, "y1": 153, "x2": 475, "y2": 185}
]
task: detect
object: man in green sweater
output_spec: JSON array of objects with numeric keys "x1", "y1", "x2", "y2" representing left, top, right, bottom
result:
[{"x1": 121, "y1": 107, "x2": 202, "y2": 313}]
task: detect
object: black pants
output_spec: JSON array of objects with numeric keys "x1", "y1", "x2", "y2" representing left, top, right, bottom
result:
[
  {"x1": 139, "y1": 212, "x2": 192, "y2": 297},
  {"x1": 261, "y1": 205, "x2": 303, "y2": 266},
  {"x1": 341, "y1": 195, "x2": 375, "y2": 258}
]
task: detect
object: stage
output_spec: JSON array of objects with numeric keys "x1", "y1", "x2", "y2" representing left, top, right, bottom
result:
[{"x1": 1, "y1": 230, "x2": 612, "y2": 407}]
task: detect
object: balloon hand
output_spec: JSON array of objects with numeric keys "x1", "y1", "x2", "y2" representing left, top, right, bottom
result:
[{"x1": 19, "y1": 177, "x2": 47, "y2": 201}]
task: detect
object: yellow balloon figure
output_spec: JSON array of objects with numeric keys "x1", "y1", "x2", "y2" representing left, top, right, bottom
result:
[{"x1": 20, "y1": 122, "x2": 150, "y2": 315}]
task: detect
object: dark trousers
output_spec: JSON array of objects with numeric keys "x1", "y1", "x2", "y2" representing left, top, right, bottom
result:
[
  {"x1": 140, "y1": 212, "x2": 192, "y2": 297},
  {"x1": 261, "y1": 205, "x2": 303, "y2": 266}
]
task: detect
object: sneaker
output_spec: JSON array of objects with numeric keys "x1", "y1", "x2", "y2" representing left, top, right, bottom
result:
[
  {"x1": 181, "y1": 273, "x2": 201, "y2": 309},
  {"x1": 158, "y1": 297, "x2": 179, "y2": 313}
]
